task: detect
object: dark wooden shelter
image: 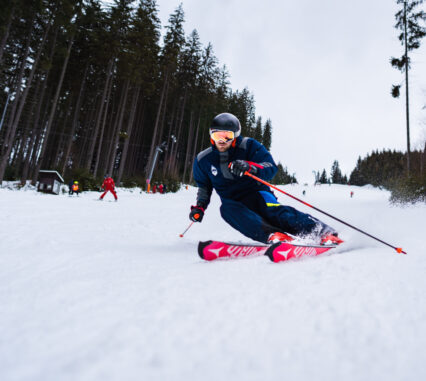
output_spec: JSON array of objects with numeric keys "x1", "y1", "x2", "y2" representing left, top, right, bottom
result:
[{"x1": 37, "y1": 170, "x2": 64, "y2": 195}]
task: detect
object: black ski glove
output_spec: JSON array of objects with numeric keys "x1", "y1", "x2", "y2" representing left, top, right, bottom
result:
[
  {"x1": 229, "y1": 160, "x2": 258, "y2": 177},
  {"x1": 189, "y1": 205, "x2": 205, "y2": 222}
]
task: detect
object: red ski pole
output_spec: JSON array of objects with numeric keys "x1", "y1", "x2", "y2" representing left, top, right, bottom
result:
[
  {"x1": 245, "y1": 171, "x2": 407, "y2": 254},
  {"x1": 179, "y1": 221, "x2": 194, "y2": 237}
]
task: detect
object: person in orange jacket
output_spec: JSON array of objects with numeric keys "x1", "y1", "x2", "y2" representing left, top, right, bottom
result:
[
  {"x1": 70, "y1": 181, "x2": 80, "y2": 196},
  {"x1": 100, "y1": 175, "x2": 118, "y2": 201}
]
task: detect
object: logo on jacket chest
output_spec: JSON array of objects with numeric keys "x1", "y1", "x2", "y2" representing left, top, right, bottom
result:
[{"x1": 211, "y1": 165, "x2": 218, "y2": 176}]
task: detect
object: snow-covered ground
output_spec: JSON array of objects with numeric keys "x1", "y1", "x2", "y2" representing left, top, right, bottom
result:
[{"x1": 1, "y1": 184, "x2": 425, "y2": 381}]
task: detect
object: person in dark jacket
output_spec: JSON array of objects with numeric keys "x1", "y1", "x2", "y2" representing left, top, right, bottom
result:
[{"x1": 190, "y1": 113, "x2": 342, "y2": 245}]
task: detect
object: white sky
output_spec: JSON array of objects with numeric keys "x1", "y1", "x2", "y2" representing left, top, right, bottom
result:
[{"x1": 156, "y1": 0, "x2": 426, "y2": 183}]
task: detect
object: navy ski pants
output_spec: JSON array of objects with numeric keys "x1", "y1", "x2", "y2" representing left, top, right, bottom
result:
[{"x1": 220, "y1": 190, "x2": 334, "y2": 243}]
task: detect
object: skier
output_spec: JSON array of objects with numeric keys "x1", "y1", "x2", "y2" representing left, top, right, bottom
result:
[
  {"x1": 70, "y1": 181, "x2": 80, "y2": 196},
  {"x1": 68, "y1": 179, "x2": 74, "y2": 195},
  {"x1": 190, "y1": 112, "x2": 343, "y2": 245},
  {"x1": 100, "y1": 175, "x2": 117, "y2": 201}
]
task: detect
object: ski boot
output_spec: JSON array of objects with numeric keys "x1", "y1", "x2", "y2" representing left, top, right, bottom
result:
[
  {"x1": 268, "y1": 232, "x2": 294, "y2": 244},
  {"x1": 320, "y1": 233, "x2": 344, "y2": 246}
]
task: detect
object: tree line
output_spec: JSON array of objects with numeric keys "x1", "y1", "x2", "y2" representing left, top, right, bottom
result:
[
  {"x1": 349, "y1": 148, "x2": 425, "y2": 203},
  {"x1": 0, "y1": 0, "x2": 275, "y2": 187},
  {"x1": 312, "y1": 149, "x2": 425, "y2": 203},
  {"x1": 314, "y1": 160, "x2": 348, "y2": 185}
]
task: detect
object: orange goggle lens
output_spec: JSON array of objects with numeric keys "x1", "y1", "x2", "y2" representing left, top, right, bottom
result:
[{"x1": 210, "y1": 130, "x2": 235, "y2": 143}]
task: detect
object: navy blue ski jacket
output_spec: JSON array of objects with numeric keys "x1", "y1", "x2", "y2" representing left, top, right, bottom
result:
[{"x1": 193, "y1": 136, "x2": 278, "y2": 207}]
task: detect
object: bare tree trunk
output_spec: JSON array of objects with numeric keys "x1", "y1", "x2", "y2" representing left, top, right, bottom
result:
[
  {"x1": 166, "y1": 91, "x2": 186, "y2": 175},
  {"x1": 102, "y1": 82, "x2": 126, "y2": 173},
  {"x1": 18, "y1": 24, "x2": 58, "y2": 183},
  {"x1": 93, "y1": 74, "x2": 113, "y2": 177},
  {"x1": 117, "y1": 86, "x2": 141, "y2": 183},
  {"x1": 146, "y1": 73, "x2": 168, "y2": 176},
  {"x1": 127, "y1": 102, "x2": 145, "y2": 176},
  {"x1": 97, "y1": 96, "x2": 116, "y2": 176},
  {"x1": 3, "y1": 19, "x2": 36, "y2": 148},
  {"x1": 162, "y1": 98, "x2": 178, "y2": 177},
  {"x1": 16, "y1": 77, "x2": 43, "y2": 181},
  {"x1": 33, "y1": 33, "x2": 75, "y2": 182},
  {"x1": 85, "y1": 59, "x2": 113, "y2": 171},
  {"x1": 8, "y1": 19, "x2": 52, "y2": 179},
  {"x1": 0, "y1": 4, "x2": 14, "y2": 67},
  {"x1": 169, "y1": 90, "x2": 187, "y2": 177},
  {"x1": 26, "y1": 94, "x2": 52, "y2": 181},
  {"x1": 21, "y1": 76, "x2": 52, "y2": 183},
  {"x1": 403, "y1": 0, "x2": 411, "y2": 174},
  {"x1": 52, "y1": 95, "x2": 73, "y2": 167},
  {"x1": 9, "y1": 19, "x2": 51, "y2": 136},
  {"x1": 61, "y1": 64, "x2": 89, "y2": 176},
  {"x1": 154, "y1": 81, "x2": 169, "y2": 148},
  {"x1": 182, "y1": 111, "x2": 194, "y2": 183},
  {"x1": 0, "y1": 18, "x2": 34, "y2": 181},
  {"x1": 189, "y1": 113, "x2": 201, "y2": 182},
  {"x1": 107, "y1": 79, "x2": 130, "y2": 176}
]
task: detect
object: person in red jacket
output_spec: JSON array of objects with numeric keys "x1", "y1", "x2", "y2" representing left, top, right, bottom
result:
[{"x1": 100, "y1": 175, "x2": 118, "y2": 201}]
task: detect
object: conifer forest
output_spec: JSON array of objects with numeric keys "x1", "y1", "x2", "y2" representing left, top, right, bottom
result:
[{"x1": 0, "y1": 0, "x2": 274, "y2": 188}]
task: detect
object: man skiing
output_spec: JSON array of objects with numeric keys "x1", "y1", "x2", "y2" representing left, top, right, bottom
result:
[
  {"x1": 100, "y1": 175, "x2": 118, "y2": 201},
  {"x1": 190, "y1": 112, "x2": 343, "y2": 245}
]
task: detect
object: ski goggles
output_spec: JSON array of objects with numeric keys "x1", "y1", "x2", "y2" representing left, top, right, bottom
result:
[{"x1": 210, "y1": 130, "x2": 235, "y2": 143}]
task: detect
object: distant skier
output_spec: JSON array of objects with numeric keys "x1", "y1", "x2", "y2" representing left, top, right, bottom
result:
[
  {"x1": 68, "y1": 180, "x2": 74, "y2": 195},
  {"x1": 350, "y1": 191, "x2": 354, "y2": 198},
  {"x1": 100, "y1": 175, "x2": 117, "y2": 201},
  {"x1": 70, "y1": 181, "x2": 80, "y2": 196},
  {"x1": 190, "y1": 112, "x2": 343, "y2": 245}
]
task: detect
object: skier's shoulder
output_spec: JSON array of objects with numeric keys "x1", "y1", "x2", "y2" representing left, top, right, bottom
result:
[
  {"x1": 196, "y1": 146, "x2": 213, "y2": 163},
  {"x1": 237, "y1": 136, "x2": 264, "y2": 152}
]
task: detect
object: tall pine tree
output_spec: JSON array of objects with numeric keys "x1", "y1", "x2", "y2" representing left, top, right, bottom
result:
[
  {"x1": 390, "y1": 0, "x2": 426, "y2": 173},
  {"x1": 262, "y1": 118, "x2": 272, "y2": 150}
]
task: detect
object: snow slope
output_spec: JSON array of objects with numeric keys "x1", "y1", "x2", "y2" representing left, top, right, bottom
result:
[{"x1": 0, "y1": 184, "x2": 425, "y2": 381}]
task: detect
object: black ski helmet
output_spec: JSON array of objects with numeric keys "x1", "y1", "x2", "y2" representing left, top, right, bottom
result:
[{"x1": 210, "y1": 113, "x2": 241, "y2": 138}]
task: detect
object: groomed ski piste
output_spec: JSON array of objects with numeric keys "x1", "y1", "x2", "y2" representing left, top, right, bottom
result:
[{"x1": 1, "y1": 183, "x2": 425, "y2": 381}]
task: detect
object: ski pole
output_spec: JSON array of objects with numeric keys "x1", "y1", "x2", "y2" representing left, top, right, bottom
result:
[
  {"x1": 179, "y1": 221, "x2": 194, "y2": 237},
  {"x1": 244, "y1": 171, "x2": 407, "y2": 254}
]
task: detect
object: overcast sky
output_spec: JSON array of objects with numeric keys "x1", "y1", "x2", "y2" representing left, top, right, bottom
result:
[{"x1": 155, "y1": 0, "x2": 426, "y2": 183}]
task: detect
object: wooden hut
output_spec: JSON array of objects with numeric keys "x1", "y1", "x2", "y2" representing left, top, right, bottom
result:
[{"x1": 37, "y1": 170, "x2": 64, "y2": 195}]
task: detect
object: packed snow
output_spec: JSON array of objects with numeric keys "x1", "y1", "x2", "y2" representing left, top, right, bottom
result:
[{"x1": 1, "y1": 184, "x2": 425, "y2": 381}]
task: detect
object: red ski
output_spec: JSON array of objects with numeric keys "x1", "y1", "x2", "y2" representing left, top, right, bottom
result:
[
  {"x1": 198, "y1": 241, "x2": 268, "y2": 261},
  {"x1": 265, "y1": 241, "x2": 336, "y2": 263},
  {"x1": 198, "y1": 240, "x2": 336, "y2": 262}
]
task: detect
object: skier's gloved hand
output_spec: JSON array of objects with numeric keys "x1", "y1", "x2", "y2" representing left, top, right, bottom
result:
[
  {"x1": 229, "y1": 160, "x2": 258, "y2": 177},
  {"x1": 189, "y1": 205, "x2": 205, "y2": 222}
]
